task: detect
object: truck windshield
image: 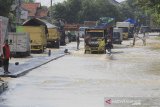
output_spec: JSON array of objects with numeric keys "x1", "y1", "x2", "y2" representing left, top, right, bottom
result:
[
  {"x1": 113, "y1": 32, "x2": 120, "y2": 38},
  {"x1": 122, "y1": 28, "x2": 128, "y2": 32},
  {"x1": 87, "y1": 32, "x2": 103, "y2": 38}
]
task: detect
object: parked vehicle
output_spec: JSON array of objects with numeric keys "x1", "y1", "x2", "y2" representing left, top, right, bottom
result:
[
  {"x1": 56, "y1": 19, "x2": 66, "y2": 46},
  {"x1": 8, "y1": 32, "x2": 30, "y2": 57},
  {"x1": 17, "y1": 18, "x2": 48, "y2": 53},
  {"x1": 112, "y1": 27, "x2": 123, "y2": 44},
  {"x1": 116, "y1": 22, "x2": 131, "y2": 40},
  {"x1": 79, "y1": 27, "x2": 89, "y2": 38},
  {"x1": 139, "y1": 26, "x2": 150, "y2": 33},
  {"x1": 16, "y1": 26, "x2": 47, "y2": 53},
  {"x1": 42, "y1": 20, "x2": 60, "y2": 48},
  {"x1": 47, "y1": 27, "x2": 60, "y2": 48},
  {"x1": 64, "y1": 24, "x2": 79, "y2": 42},
  {"x1": 0, "y1": 16, "x2": 8, "y2": 66}
]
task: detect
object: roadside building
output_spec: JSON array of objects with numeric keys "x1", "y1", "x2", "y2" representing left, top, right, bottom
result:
[{"x1": 21, "y1": 3, "x2": 49, "y2": 20}]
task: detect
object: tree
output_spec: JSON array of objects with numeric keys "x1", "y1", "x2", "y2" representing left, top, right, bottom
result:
[
  {"x1": 52, "y1": 0, "x2": 126, "y2": 23},
  {"x1": 78, "y1": 0, "x2": 98, "y2": 22},
  {"x1": 136, "y1": 0, "x2": 160, "y2": 25},
  {"x1": 0, "y1": 0, "x2": 14, "y2": 17},
  {"x1": 66, "y1": 0, "x2": 82, "y2": 23},
  {"x1": 52, "y1": 3, "x2": 68, "y2": 21}
]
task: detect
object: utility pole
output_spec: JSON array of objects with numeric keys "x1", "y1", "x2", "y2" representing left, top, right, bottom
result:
[
  {"x1": 15, "y1": 0, "x2": 21, "y2": 25},
  {"x1": 50, "y1": 0, "x2": 53, "y2": 23}
]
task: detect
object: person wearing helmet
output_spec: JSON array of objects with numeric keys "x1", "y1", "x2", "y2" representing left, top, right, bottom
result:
[{"x1": 105, "y1": 39, "x2": 113, "y2": 54}]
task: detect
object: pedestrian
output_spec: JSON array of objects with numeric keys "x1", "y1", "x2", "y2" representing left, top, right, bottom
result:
[
  {"x1": 48, "y1": 49, "x2": 51, "y2": 56},
  {"x1": 76, "y1": 33, "x2": 80, "y2": 50},
  {"x1": 3, "y1": 40, "x2": 11, "y2": 74}
]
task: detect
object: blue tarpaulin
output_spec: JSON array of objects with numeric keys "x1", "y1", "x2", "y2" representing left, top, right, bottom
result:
[{"x1": 124, "y1": 18, "x2": 136, "y2": 24}]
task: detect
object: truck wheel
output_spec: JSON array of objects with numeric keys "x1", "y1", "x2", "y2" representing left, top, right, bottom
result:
[
  {"x1": 55, "y1": 40, "x2": 60, "y2": 48},
  {"x1": 40, "y1": 46, "x2": 45, "y2": 53}
]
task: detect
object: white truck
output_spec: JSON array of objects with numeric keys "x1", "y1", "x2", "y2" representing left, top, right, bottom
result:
[
  {"x1": 0, "y1": 16, "x2": 8, "y2": 66},
  {"x1": 113, "y1": 27, "x2": 123, "y2": 44},
  {"x1": 116, "y1": 22, "x2": 130, "y2": 39},
  {"x1": 8, "y1": 32, "x2": 30, "y2": 57}
]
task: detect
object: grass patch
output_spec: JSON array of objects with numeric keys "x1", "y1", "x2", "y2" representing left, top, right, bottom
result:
[
  {"x1": 155, "y1": 36, "x2": 160, "y2": 40},
  {"x1": 147, "y1": 43, "x2": 160, "y2": 50}
]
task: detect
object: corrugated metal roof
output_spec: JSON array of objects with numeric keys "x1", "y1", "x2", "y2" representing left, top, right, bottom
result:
[{"x1": 41, "y1": 20, "x2": 57, "y2": 28}]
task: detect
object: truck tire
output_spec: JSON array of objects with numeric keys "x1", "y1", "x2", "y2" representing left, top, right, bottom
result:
[{"x1": 55, "y1": 40, "x2": 60, "y2": 48}]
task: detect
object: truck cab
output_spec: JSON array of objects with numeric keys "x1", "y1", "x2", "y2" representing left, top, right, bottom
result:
[
  {"x1": 84, "y1": 28, "x2": 107, "y2": 54},
  {"x1": 113, "y1": 27, "x2": 123, "y2": 44},
  {"x1": 116, "y1": 22, "x2": 130, "y2": 40}
]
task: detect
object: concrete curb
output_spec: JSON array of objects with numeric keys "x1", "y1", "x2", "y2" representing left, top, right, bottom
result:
[
  {"x1": 15, "y1": 54, "x2": 66, "y2": 78},
  {"x1": 0, "y1": 54, "x2": 66, "y2": 78}
]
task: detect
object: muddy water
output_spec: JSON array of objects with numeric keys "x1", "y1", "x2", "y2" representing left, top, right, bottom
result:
[{"x1": 0, "y1": 40, "x2": 160, "y2": 107}]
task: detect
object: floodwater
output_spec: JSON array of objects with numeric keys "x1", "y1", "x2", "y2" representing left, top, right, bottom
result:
[{"x1": 0, "y1": 38, "x2": 160, "y2": 107}]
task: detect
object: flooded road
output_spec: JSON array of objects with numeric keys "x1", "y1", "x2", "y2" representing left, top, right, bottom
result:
[{"x1": 0, "y1": 38, "x2": 160, "y2": 107}]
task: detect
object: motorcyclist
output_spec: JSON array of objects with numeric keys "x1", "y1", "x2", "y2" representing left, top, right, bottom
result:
[{"x1": 105, "y1": 39, "x2": 113, "y2": 53}]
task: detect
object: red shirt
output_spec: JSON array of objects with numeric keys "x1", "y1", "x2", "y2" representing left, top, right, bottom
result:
[{"x1": 3, "y1": 44, "x2": 10, "y2": 59}]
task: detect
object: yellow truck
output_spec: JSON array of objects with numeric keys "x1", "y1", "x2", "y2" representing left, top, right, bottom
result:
[
  {"x1": 42, "y1": 20, "x2": 60, "y2": 48},
  {"x1": 47, "y1": 28, "x2": 60, "y2": 48},
  {"x1": 16, "y1": 26, "x2": 47, "y2": 53},
  {"x1": 84, "y1": 28, "x2": 107, "y2": 54}
]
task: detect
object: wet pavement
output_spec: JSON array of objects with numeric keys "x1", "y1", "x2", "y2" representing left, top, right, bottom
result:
[
  {"x1": 0, "y1": 37, "x2": 160, "y2": 107},
  {"x1": 0, "y1": 49, "x2": 65, "y2": 77}
]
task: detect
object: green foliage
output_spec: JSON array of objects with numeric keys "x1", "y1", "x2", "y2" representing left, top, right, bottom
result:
[
  {"x1": 52, "y1": 0, "x2": 123, "y2": 23},
  {"x1": 0, "y1": 0, "x2": 14, "y2": 17},
  {"x1": 78, "y1": 0, "x2": 98, "y2": 22},
  {"x1": 136, "y1": 0, "x2": 160, "y2": 25}
]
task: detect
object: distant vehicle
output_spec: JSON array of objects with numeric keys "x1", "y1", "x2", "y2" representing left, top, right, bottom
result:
[
  {"x1": 79, "y1": 27, "x2": 89, "y2": 38},
  {"x1": 139, "y1": 26, "x2": 150, "y2": 33},
  {"x1": 116, "y1": 22, "x2": 131, "y2": 40},
  {"x1": 0, "y1": 16, "x2": 8, "y2": 66},
  {"x1": 42, "y1": 20, "x2": 60, "y2": 48},
  {"x1": 47, "y1": 27, "x2": 60, "y2": 48},
  {"x1": 113, "y1": 27, "x2": 123, "y2": 44},
  {"x1": 8, "y1": 32, "x2": 30, "y2": 57},
  {"x1": 64, "y1": 24, "x2": 79, "y2": 42}
]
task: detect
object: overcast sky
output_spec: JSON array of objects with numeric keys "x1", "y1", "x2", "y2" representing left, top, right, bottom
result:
[{"x1": 36, "y1": 0, "x2": 125, "y2": 7}]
